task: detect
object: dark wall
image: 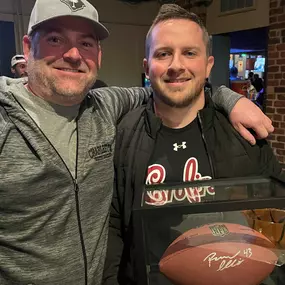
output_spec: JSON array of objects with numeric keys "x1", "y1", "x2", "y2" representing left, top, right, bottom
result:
[
  {"x1": 211, "y1": 34, "x2": 231, "y2": 87},
  {"x1": 0, "y1": 21, "x2": 16, "y2": 77},
  {"x1": 230, "y1": 27, "x2": 268, "y2": 51}
]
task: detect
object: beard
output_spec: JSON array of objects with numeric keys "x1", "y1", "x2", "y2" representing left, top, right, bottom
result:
[
  {"x1": 151, "y1": 78, "x2": 205, "y2": 108},
  {"x1": 27, "y1": 57, "x2": 96, "y2": 105}
]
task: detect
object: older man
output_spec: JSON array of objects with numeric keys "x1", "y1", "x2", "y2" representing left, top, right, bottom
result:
[{"x1": 0, "y1": 0, "x2": 274, "y2": 284}]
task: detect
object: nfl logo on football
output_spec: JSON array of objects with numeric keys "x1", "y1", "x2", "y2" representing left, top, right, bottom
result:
[{"x1": 209, "y1": 224, "x2": 229, "y2": 237}]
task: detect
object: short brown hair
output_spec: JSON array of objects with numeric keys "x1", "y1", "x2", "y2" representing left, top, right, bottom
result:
[{"x1": 145, "y1": 4, "x2": 212, "y2": 58}]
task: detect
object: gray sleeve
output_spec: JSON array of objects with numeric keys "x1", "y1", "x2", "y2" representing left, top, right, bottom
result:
[
  {"x1": 91, "y1": 87, "x2": 152, "y2": 123},
  {"x1": 211, "y1": 85, "x2": 243, "y2": 114}
]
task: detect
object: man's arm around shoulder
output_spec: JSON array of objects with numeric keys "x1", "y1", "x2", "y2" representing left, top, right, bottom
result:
[
  {"x1": 90, "y1": 87, "x2": 151, "y2": 124},
  {"x1": 212, "y1": 85, "x2": 274, "y2": 145}
]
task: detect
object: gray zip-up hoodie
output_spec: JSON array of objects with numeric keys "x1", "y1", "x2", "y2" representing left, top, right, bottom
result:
[{"x1": 0, "y1": 77, "x2": 241, "y2": 285}]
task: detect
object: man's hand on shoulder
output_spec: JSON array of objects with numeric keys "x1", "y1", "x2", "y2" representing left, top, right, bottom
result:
[{"x1": 229, "y1": 98, "x2": 274, "y2": 145}]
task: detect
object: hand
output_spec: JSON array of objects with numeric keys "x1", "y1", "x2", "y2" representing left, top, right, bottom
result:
[{"x1": 229, "y1": 98, "x2": 274, "y2": 145}]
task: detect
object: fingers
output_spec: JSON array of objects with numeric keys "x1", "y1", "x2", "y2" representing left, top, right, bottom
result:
[
  {"x1": 253, "y1": 124, "x2": 270, "y2": 140},
  {"x1": 229, "y1": 97, "x2": 274, "y2": 143},
  {"x1": 263, "y1": 116, "x2": 274, "y2": 133},
  {"x1": 252, "y1": 114, "x2": 274, "y2": 139},
  {"x1": 235, "y1": 123, "x2": 256, "y2": 145}
]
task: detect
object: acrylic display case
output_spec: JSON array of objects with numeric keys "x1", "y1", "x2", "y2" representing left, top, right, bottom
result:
[{"x1": 132, "y1": 176, "x2": 285, "y2": 285}]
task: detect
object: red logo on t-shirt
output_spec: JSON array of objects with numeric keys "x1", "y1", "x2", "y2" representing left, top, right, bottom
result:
[{"x1": 145, "y1": 157, "x2": 214, "y2": 206}]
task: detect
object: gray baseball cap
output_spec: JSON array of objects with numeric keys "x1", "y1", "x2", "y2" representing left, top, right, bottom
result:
[{"x1": 28, "y1": 0, "x2": 109, "y2": 40}]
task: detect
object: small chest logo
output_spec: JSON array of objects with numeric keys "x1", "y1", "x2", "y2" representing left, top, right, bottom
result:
[
  {"x1": 173, "y1": 142, "x2": 187, "y2": 151},
  {"x1": 209, "y1": 224, "x2": 229, "y2": 237},
  {"x1": 89, "y1": 144, "x2": 112, "y2": 161},
  {"x1": 60, "y1": 0, "x2": 86, "y2": 12}
]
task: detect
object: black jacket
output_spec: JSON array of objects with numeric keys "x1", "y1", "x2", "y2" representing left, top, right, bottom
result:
[{"x1": 103, "y1": 94, "x2": 283, "y2": 285}]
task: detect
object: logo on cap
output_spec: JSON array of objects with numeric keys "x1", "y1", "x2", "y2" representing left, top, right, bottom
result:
[{"x1": 60, "y1": 0, "x2": 86, "y2": 12}]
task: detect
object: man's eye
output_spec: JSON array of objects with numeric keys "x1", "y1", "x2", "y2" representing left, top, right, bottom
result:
[
  {"x1": 157, "y1": 52, "x2": 170, "y2": 58},
  {"x1": 47, "y1": 36, "x2": 61, "y2": 44},
  {"x1": 82, "y1": 42, "x2": 93, "y2": 48},
  {"x1": 186, "y1": 51, "x2": 195, "y2": 57}
]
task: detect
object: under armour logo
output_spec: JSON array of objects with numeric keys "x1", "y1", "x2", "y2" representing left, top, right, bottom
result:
[
  {"x1": 60, "y1": 0, "x2": 86, "y2": 12},
  {"x1": 173, "y1": 142, "x2": 187, "y2": 151}
]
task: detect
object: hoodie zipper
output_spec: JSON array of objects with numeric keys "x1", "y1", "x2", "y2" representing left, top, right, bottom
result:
[
  {"x1": 8, "y1": 98, "x2": 88, "y2": 284},
  {"x1": 74, "y1": 124, "x2": 88, "y2": 285},
  {"x1": 198, "y1": 112, "x2": 215, "y2": 178}
]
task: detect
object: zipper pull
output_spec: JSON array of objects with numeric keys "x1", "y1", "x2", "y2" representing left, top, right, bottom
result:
[{"x1": 74, "y1": 179, "x2": 79, "y2": 192}]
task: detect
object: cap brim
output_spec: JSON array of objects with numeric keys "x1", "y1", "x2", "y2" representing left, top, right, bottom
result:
[
  {"x1": 29, "y1": 15, "x2": 110, "y2": 41},
  {"x1": 92, "y1": 21, "x2": 109, "y2": 40},
  {"x1": 11, "y1": 59, "x2": 26, "y2": 67}
]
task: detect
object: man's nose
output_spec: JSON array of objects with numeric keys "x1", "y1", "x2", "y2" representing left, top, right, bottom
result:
[
  {"x1": 168, "y1": 55, "x2": 185, "y2": 74},
  {"x1": 63, "y1": 47, "x2": 82, "y2": 63}
]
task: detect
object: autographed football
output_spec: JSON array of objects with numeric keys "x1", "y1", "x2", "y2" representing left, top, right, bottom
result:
[{"x1": 159, "y1": 223, "x2": 277, "y2": 285}]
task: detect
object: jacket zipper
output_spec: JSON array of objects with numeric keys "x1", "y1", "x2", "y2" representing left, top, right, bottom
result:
[
  {"x1": 74, "y1": 180, "x2": 88, "y2": 285},
  {"x1": 198, "y1": 112, "x2": 215, "y2": 178},
  {"x1": 8, "y1": 99, "x2": 88, "y2": 284},
  {"x1": 74, "y1": 124, "x2": 88, "y2": 285}
]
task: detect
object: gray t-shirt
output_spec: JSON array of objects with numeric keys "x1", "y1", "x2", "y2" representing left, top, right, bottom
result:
[{"x1": 10, "y1": 83, "x2": 79, "y2": 177}]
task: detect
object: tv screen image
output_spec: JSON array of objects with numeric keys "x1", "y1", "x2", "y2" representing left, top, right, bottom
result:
[{"x1": 254, "y1": 57, "x2": 265, "y2": 72}]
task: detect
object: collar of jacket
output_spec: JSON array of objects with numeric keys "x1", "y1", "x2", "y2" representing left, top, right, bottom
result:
[
  {"x1": 79, "y1": 93, "x2": 95, "y2": 115},
  {"x1": 143, "y1": 88, "x2": 215, "y2": 138},
  {"x1": 0, "y1": 87, "x2": 94, "y2": 121}
]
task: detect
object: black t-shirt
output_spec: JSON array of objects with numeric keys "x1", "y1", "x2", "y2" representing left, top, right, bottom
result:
[
  {"x1": 146, "y1": 118, "x2": 212, "y2": 185},
  {"x1": 145, "y1": 118, "x2": 214, "y2": 283}
]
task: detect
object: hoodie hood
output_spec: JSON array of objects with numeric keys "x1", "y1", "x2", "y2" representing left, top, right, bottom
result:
[{"x1": 0, "y1": 76, "x2": 27, "y2": 93}]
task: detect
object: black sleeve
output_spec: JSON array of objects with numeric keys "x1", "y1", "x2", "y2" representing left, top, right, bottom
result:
[
  {"x1": 102, "y1": 127, "x2": 125, "y2": 285},
  {"x1": 103, "y1": 126, "x2": 134, "y2": 285},
  {"x1": 255, "y1": 139, "x2": 285, "y2": 180},
  {"x1": 102, "y1": 173, "x2": 123, "y2": 285}
]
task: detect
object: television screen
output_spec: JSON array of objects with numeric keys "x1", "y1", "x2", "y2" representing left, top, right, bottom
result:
[
  {"x1": 229, "y1": 59, "x2": 233, "y2": 69},
  {"x1": 254, "y1": 57, "x2": 265, "y2": 72}
]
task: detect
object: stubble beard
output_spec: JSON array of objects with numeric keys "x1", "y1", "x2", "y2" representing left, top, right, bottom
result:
[
  {"x1": 27, "y1": 59, "x2": 96, "y2": 105},
  {"x1": 152, "y1": 79, "x2": 205, "y2": 108}
]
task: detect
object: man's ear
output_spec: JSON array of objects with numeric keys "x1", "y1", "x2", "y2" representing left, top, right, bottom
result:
[
  {"x1": 97, "y1": 44, "x2": 102, "y2": 69},
  {"x1": 143, "y1": 58, "x2": 149, "y2": 79},
  {"x1": 23, "y1": 35, "x2": 32, "y2": 61},
  {"x1": 206, "y1": 56, "x2": 214, "y2": 78},
  {"x1": 11, "y1": 67, "x2": 15, "y2": 74}
]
